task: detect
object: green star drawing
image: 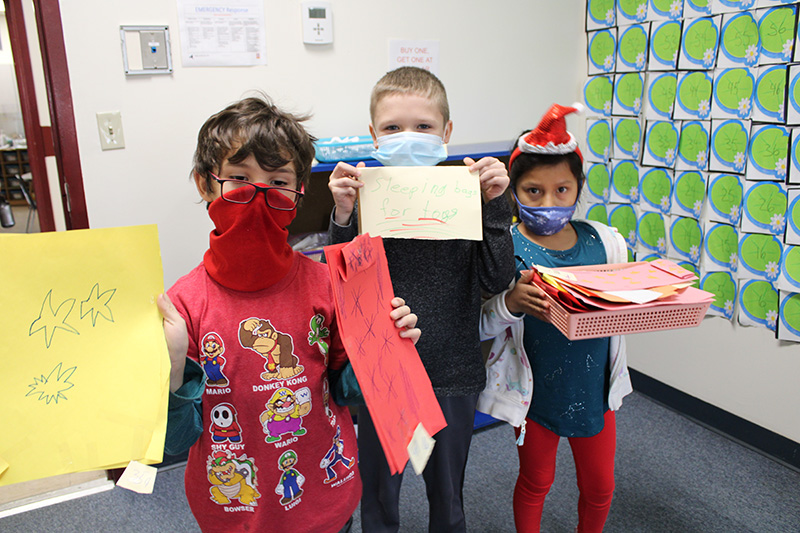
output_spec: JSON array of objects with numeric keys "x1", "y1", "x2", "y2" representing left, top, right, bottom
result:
[
  {"x1": 29, "y1": 290, "x2": 79, "y2": 348},
  {"x1": 80, "y1": 283, "x2": 116, "y2": 326}
]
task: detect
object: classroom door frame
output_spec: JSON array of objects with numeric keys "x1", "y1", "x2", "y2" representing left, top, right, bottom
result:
[{"x1": 4, "y1": 0, "x2": 89, "y2": 231}]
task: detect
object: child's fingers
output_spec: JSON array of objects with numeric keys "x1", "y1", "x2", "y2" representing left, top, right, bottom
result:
[
  {"x1": 390, "y1": 296, "x2": 406, "y2": 308},
  {"x1": 399, "y1": 326, "x2": 422, "y2": 345},
  {"x1": 393, "y1": 311, "x2": 418, "y2": 330},
  {"x1": 330, "y1": 161, "x2": 363, "y2": 181}
]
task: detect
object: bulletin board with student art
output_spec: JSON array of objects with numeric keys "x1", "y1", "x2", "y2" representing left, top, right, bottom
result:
[{"x1": 584, "y1": 0, "x2": 800, "y2": 342}]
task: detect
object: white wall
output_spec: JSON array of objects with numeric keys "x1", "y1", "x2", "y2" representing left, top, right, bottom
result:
[
  {"x1": 57, "y1": 0, "x2": 587, "y2": 286},
  {"x1": 55, "y1": 2, "x2": 797, "y2": 443}
]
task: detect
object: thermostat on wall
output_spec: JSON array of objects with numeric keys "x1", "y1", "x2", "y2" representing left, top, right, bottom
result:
[{"x1": 302, "y1": 1, "x2": 333, "y2": 44}]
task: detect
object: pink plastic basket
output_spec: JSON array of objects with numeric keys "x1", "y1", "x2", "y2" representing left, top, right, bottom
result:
[{"x1": 540, "y1": 262, "x2": 712, "y2": 341}]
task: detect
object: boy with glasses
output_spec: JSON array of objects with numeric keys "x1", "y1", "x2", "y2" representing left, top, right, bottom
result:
[{"x1": 157, "y1": 96, "x2": 421, "y2": 533}]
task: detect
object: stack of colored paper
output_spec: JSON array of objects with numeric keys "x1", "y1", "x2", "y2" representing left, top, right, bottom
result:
[
  {"x1": 531, "y1": 259, "x2": 713, "y2": 312},
  {"x1": 527, "y1": 259, "x2": 714, "y2": 340}
]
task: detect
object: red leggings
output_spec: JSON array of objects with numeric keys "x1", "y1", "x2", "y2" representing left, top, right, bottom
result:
[{"x1": 513, "y1": 410, "x2": 616, "y2": 533}]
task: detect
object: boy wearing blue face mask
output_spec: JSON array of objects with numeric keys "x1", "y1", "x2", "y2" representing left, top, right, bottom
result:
[
  {"x1": 477, "y1": 103, "x2": 632, "y2": 533},
  {"x1": 327, "y1": 66, "x2": 515, "y2": 532}
]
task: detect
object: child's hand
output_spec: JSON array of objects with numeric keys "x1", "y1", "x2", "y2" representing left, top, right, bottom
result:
[
  {"x1": 389, "y1": 297, "x2": 421, "y2": 345},
  {"x1": 157, "y1": 293, "x2": 189, "y2": 393},
  {"x1": 505, "y1": 271, "x2": 551, "y2": 322},
  {"x1": 328, "y1": 161, "x2": 366, "y2": 225},
  {"x1": 464, "y1": 156, "x2": 510, "y2": 203}
]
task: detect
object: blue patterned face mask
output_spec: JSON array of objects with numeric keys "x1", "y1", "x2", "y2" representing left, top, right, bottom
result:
[
  {"x1": 514, "y1": 192, "x2": 577, "y2": 236},
  {"x1": 371, "y1": 132, "x2": 448, "y2": 166}
]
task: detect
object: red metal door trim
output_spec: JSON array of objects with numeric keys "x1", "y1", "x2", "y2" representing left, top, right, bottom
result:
[{"x1": 4, "y1": 0, "x2": 56, "y2": 232}]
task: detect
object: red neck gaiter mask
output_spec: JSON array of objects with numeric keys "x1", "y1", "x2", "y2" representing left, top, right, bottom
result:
[{"x1": 203, "y1": 188, "x2": 296, "y2": 292}]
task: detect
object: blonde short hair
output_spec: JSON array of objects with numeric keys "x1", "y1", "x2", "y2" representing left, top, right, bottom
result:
[{"x1": 369, "y1": 67, "x2": 450, "y2": 125}]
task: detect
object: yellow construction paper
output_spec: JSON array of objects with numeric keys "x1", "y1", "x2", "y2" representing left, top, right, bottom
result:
[
  {"x1": 0, "y1": 456, "x2": 8, "y2": 476},
  {"x1": 0, "y1": 225, "x2": 170, "y2": 487}
]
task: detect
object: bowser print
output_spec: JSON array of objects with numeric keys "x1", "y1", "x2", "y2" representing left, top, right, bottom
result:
[{"x1": 206, "y1": 450, "x2": 260, "y2": 506}]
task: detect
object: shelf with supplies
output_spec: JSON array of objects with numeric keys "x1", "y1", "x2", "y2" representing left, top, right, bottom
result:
[{"x1": 0, "y1": 147, "x2": 32, "y2": 205}]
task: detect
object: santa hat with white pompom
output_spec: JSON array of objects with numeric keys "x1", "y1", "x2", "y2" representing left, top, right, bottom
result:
[{"x1": 508, "y1": 102, "x2": 584, "y2": 170}]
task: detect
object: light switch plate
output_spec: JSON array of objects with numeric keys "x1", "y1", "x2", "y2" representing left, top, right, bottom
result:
[{"x1": 96, "y1": 112, "x2": 125, "y2": 151}]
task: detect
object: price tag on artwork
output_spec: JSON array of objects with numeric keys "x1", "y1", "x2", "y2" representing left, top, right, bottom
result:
[{"x1": 407, "y1": 423, "x2": 436, "y2": 475}]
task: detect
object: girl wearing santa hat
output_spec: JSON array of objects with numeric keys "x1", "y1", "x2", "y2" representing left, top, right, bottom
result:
[{"x1": 477, "y1": 104, "x2": 633, "y2": 533}]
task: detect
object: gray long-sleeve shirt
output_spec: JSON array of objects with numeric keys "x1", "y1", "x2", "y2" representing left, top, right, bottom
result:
[{"x1": 329, "y1": 195, "x2": 515, "y2": 396}]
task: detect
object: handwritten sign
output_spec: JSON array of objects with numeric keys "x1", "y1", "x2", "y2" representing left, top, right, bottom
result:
[
  {"x1": 357, "y1": 166, "x2": 482, "y2": 240},
  {"x1": 0, "y1": 225, "x2": 170, "y2": 486},
  {"x1": 325, "y1": 235, "x2": 446, "y2": 474}
]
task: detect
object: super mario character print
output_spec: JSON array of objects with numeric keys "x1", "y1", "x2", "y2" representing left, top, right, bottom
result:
[
  {"x1": 209, "y1": 403, "x2": 242, "y2": 443},
  {"x1": 259, "y1": 386, "x2": 312, "y2": 443},
  {"x1": 207, "y1": 450, "x2": 260, "y2": 506},
  {"x1": 239, "y1": 318, "x2": 304, "y2": 381},
  {"x1": 307, "y1": 314, "x2": 330, "y2": 362},
  {"x1": 319, "y1": 425, "x2": 354, "y2": 484},
  {"x1": 275, "y1": 449, "x2": 305, "y2": 506},
  {"x1": 200, "y1": 332, "x2": 229, "y2": 386}
]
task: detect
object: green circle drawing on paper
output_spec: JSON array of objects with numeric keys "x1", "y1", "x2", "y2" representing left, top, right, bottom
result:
[
  {"x1": 618, "y1": 0, "x2": 641, "y2": 18},
  {"x1": 740, "y1": 280, "x2": 778, "y2": 322},
  {"x1": 640, "y1": 168, "x2": 671, "y2": 207},
  {"x1": 638, "y1": 212, "x2": 666, "y2": 249},
  {"x1": 586, "y1": 204, "x2": 609, "y2": 225},
  {"x1": 589, "y1": 0, "x2": 615, "y2": 23},
  {"x1": 616, "y1": 73, "x2": 644, "y2": 108},
  {"x1": 750, "y1": 128, "x2": 788, "y2": 173},
  {"x1": 619, "y1": 26, "x2": 648, "y2": 65},
  {"x1": 783, "y1": 293, "x2": 800, "y2": 334},
  {"x1": 759, "y1": 8, "x2": 795, "y2": 56},
  {"x1": 740, "y1": 233, "x2": 782, "y2": 273},
  {"x1": 706, "y1": 224, "x2": 738, "y2": 265},
  {"x1": 585, "y1": 76, "x2": 613, "y2": 113},
  {"x1": 709, "y1": 174, "x2": 743, "y2": 216},
  {"x1": 586, "y1": 164, "x2": 610, "y2": 198},
  {"x1": 792, "y1": 196, "x2": 800, "y2": 229},
  {"x1": 701, "y1": 271, "x2": 736, "y2": 310},
  {"x1": 755, "y1": 68, "x2": 786, "y2": 115},
  {"x1": 744, "y1": 182, "x2": 786, "y2": 226},
  {"x1": 609, "y1": 204, "x2": 637, "y2": 240},
  {"x1": 721, "y1": 14, "x2": 759, "y2": 60},
  {"x1": 784, "y1": 246, "x2": 800, "y2": 285},
  {"x1": 683, "y1": 19, "x2": 718, "y2": 62},
  {"x1": 651, "y1": 0, "x2": 672, "y2": 12},
  {"x1": 612, "y1": 161, "x2": 639, "y2": 197},
  {"x1": 679, "y1": 72, "x2": 713, "y2": 112},
  {"x1": 649, "y1": 74, "x2": 677, "y2": 115},
  {"x1": 675, "y1": 172, "x2": 705, "y2": 212},
  {"x1": 678, "y1": 123, "x2": 708, "y2": 163},
  {"x1": 712, "y1": 122, "x2": 748, "y2": 164},
  {"x1": 651, "y1": 22, "x2": 681, "y2": 64},
  {"x1": 671, "y1": 217, "x2": 702, "y2": 257},
  {"x1": 615, "y1": 119, "x2": 641, "y2": 153},
  {"x1": 647, "y1": 122, "x2": 679, "y2": 159},
  {"x1": 587, "y1": 121, "x2": 611, "y2": 155},
  {"x1": 715, "y1": 69, "x2": 754, "y2": 111},
  {"x1": 590, "y1": 31, "x2": 616, "y2": 68}
]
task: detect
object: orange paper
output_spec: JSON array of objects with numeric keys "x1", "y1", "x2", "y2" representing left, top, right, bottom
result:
[{"x1": 325, "y1": 234, "x2": 446, "y2": 474}]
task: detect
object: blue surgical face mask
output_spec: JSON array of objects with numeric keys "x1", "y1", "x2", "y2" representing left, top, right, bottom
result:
[
  {"x1": 513, "y1": 191, "x2": 577, "y2": 236},
  {"x1": 371, "y1": 131, "x2": 448, "y2": 166}
]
